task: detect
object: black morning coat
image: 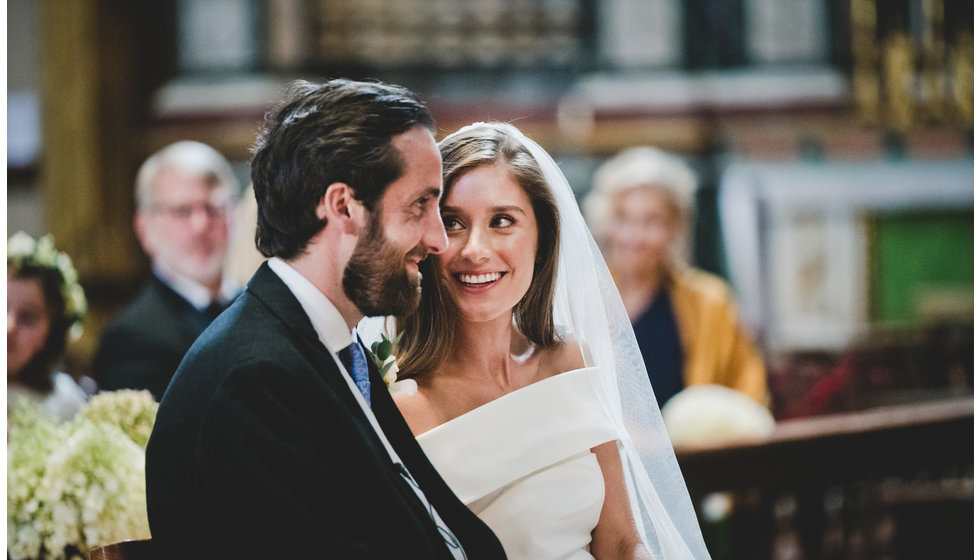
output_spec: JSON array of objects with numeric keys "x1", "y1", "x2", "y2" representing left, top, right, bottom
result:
[
  {"x1": 94, "y1": 274, "x2": 232, "y2": 400},
  {"x1": 145, "y1": 262, "x2": 507, "y2": 559}
]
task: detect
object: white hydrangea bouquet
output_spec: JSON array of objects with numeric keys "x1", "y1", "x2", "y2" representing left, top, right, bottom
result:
[{"x1": 8, "y1": 390, "x2": 158, "y2": 560}]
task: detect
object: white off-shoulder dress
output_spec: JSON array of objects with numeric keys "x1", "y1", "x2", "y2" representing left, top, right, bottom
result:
[{"x1": 417, "y1": 367, "x2": 618, "y2": 560}]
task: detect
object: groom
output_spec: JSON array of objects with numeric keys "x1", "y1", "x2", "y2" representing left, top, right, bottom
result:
[{"x1": 145, "y1": 79, "x2": 506, "y2": 559}]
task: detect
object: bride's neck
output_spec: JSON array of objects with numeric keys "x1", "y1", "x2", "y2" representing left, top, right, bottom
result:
[{"x1": 449, "y1": 316, "x2": 529, "y2": 390}]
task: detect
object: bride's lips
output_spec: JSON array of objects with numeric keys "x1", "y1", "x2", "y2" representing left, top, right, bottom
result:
[{"x1": 453, "y1": 271, "x2": 505, "y2": 289}]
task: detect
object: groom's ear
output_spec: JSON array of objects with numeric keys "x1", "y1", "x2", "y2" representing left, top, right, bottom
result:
[{"x1": 321, "y1": 183, "x2": 362, "y2": 235}]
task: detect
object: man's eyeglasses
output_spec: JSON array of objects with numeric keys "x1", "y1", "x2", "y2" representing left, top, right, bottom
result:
[{"x1": 152, "y1": 202, "x2": 229, "y2": 221}]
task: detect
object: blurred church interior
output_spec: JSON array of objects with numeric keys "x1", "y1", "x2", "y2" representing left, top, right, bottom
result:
[{"x1": 7, "y1": 1, "x2": 973, "y2": 558}]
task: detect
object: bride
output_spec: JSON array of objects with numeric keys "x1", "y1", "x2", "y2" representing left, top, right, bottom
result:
[{"x1": 387, "y1": 122, "x2": 709, "y2": 559}]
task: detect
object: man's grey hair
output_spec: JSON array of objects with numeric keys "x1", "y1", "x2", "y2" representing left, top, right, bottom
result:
[{"x1": 135, "y1": 141, "x2": 240, "y2": 209}]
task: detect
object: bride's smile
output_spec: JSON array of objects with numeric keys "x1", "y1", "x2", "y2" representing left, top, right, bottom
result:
[{"x1": 456, "y1": 271, "x2": 504, "y2": 286}]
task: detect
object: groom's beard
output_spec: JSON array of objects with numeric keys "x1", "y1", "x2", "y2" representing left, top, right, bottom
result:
[{"x1": 343, "y1": 214, "x2": 426, "y2": 317}]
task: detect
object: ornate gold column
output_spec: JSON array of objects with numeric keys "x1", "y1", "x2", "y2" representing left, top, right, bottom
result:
[
  {"x1": 39, "y1": 1, "x2": 146, "y2": 373},
  {"x1": 850, "y1": 0, "x2": 880, "y2": 125},
  {"x1": 40, "y1": 1, "x2": 144, "y2": 281},
  {"x1": 882, "y1": 32, "x2": 914, "y2": 131}
]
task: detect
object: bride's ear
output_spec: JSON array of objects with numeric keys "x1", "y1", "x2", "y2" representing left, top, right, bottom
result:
[{"x1": 320, "y1": 183, "x2": 362, "y2": 235}]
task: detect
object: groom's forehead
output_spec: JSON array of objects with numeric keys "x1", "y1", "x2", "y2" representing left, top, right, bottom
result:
[{"x1": 377, "y1": 134, "x2": 442, "y2": 207}]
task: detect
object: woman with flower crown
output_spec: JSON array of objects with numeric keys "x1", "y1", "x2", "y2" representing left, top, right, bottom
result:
[
  {"x1": 8, "y1": 232, "x2": 89, "y2": 421},
  {"x1": 384, "y1": 123, "x2": 710, "y2": 559}
]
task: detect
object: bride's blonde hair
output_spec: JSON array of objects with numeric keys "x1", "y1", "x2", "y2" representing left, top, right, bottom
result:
[{"x1": 396, "y1": 123, "x2": 561, "y2": 377}]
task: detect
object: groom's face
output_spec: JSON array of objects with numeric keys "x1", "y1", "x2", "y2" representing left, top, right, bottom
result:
[{"x1": 342, "y1": 126, "x2": 447, "y2": 317}]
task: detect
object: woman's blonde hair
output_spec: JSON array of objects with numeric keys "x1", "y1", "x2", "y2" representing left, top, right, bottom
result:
[{"x1": 584, "y1": 146, "x2": 698, "y2": 268}]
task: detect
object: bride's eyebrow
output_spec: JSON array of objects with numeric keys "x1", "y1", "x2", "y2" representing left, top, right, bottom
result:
[
  {"x1": 439, "y1": 204, "x2": 526, "y2": 216},
  {"x1": 490, "y1": 205, "x2": 526, "y2": 215}
]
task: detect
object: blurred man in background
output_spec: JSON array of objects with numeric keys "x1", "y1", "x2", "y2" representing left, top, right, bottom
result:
[{"x1": 93, "y1": 141, "x2": 241, "y2": 400}]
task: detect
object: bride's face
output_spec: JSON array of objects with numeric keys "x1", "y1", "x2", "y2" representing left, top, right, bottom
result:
[{"x1": 437, "y1": 163, "x2": 538, "y2": 324}]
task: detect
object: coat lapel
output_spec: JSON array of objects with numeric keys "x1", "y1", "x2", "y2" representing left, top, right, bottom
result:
[{"x1": 246, "y1": 263, "x2": 387, "y2": 450}]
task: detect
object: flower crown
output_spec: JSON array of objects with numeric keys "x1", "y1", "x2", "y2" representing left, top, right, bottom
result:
[{"x1": 7, "y1": 231, "x2": 87, "y2": 339}]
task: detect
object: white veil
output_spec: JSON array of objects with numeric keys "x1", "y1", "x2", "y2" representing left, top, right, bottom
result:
[
  {"x1": 363, "y1": 122, "x2": 710, "y2": 559},
  {"x1": 459, "y1": 123, "x2": 709, "y2": 559}
]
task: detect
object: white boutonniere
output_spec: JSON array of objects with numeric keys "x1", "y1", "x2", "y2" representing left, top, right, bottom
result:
[{"x1": 368, "y1": 332, "x2": 417, "y2": 396}]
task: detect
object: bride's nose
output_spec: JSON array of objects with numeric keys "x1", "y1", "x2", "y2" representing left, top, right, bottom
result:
[{"x1": 459, "y1": 228, "x2": 491, "y2": 263}]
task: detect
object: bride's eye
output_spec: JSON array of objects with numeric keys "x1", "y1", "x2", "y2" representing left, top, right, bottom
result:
[
  {"x1": 443, "y1": 215, "x2": 463, "y2": 231},
  {"x1": 490, "y1": 215, "x2": 515, "y2": 228}
]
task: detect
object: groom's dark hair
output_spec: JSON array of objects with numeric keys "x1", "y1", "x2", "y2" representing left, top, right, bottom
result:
[{"x1": 250, "y1": 78, "x2": 435, "y2": 259}]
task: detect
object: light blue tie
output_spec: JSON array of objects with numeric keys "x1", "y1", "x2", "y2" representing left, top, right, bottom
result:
[{"x1": 339, "y1": 342, "x2": 372, "y2": 407}]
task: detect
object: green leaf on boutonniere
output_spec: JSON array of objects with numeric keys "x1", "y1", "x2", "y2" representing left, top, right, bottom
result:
[{"x1": 369, "y1": 331, "x2": 403, "y2": 384}]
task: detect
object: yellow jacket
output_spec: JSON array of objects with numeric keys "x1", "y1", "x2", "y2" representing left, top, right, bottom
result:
[{"x1": 666, "y1": 267, "x2": 769, "y2": 405}]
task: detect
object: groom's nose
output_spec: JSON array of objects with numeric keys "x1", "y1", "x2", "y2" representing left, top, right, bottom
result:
[{"x1": 422, "y1": 207, "x2": 449, "y2": 255}]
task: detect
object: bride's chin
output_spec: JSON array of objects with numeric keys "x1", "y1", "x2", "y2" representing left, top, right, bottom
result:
[{"x1": 453, "y1": 304, "x2": 514, "y2": 325}]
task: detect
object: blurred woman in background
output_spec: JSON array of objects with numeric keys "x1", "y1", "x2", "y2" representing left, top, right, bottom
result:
[
  {"x1": 584, "y1": 147, "x2": 768, "y2": 408},
  {"x1": 7, "y1": 232, "x2": 88, "y2": 421}
]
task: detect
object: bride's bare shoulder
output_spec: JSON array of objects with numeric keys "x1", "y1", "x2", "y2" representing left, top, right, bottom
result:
[
  {"x1": 541, "y1": 337, "x2": 587, "y2": 377},
  {"x1": 392, "y1": 382, "x2": 444, "y2": 436}
]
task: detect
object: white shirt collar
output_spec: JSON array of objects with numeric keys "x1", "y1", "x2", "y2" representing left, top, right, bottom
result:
[
  {"x1": 153, "y1": 263, "x2": 240, "y2": 311},
  {"x1": 266, "y1": 257, "x2": 356, "y2": 353}
]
